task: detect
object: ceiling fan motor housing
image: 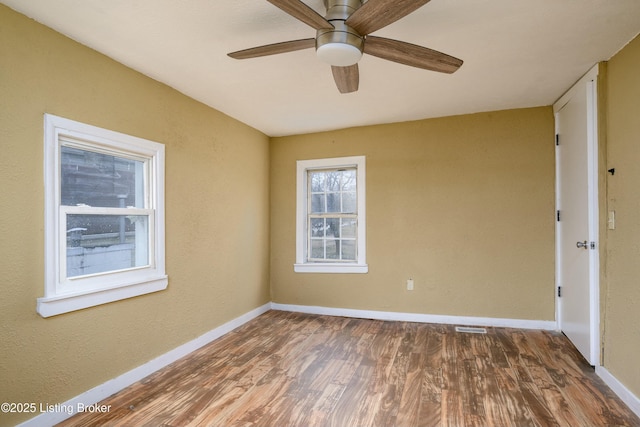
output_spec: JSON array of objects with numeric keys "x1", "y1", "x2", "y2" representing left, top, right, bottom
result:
[
  {"x1": 323, "y1": 0, "x2": 361, "y2": 20},
  {"x1": 316, "y1": 0, "x2": 365, "y2": 66}
]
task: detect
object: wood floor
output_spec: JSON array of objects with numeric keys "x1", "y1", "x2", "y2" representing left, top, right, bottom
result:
[{"x1": 58, "y1": 310, "x2": 639, "y2": 427}]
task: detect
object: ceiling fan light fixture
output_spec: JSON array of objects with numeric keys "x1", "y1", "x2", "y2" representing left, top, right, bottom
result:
[
  {"x1": 317, "y1": 42, "x2": 363, "y2": 66},
  {"x1": 316, "y1": 21, "x2": 364, "y2": 67}
]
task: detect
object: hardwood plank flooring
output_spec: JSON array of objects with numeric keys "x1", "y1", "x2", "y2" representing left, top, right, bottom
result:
[{"x1": 57, "y1": 310, "x2": 639, "y2": 427}]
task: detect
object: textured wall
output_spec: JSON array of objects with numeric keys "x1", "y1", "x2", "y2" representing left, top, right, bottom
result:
[
  {"x1": 603, "y1": 34, "x2": 640, "y2": 398},
  {"x1": 0, "y1": 6, "x2": 270, "y2": 426},
  {"x1": 270, "y1": 107, "x2": 556, "y2": 321},
  {"x1": 13, "y1": 2, "x2": 638, "y2": 424}
]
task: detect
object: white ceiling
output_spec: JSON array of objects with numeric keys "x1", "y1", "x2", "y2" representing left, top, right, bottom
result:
[{"x1": 3, "y1": 0, "x2": 640, "y2": 136}]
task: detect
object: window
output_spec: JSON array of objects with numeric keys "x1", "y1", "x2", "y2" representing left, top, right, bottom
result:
[
  {"x1": 295, "y1": 156, "x2": 367, "y2": 273},
  {"x1": 38, "y1": 114, "x2": 167, "y2": 317}
]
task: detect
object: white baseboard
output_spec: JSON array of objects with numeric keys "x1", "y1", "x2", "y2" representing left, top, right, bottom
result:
[
  {"x1": 17, "y1": 302, "x2": 271, "y2": 427},
  {"x1": 596, "y1": 366, "x2": 640, "y2": 418},
  {"x1": 270, "y1": 303, "x2": 557, "y2": 330}
]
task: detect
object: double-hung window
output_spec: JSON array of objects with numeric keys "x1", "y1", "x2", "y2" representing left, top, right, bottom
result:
[
  {"x1": 39, "y1": 114, "x2": 167, "y2": 317},
  {"x1": 295, "y1": 156, "x2": 367, "y2": 273}
]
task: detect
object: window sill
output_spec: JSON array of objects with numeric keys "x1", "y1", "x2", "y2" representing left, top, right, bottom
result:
[
  {"x1": 37, "y1": 275, "x2": 168, "y2": 317},
  {"x1": 294, "y1": 263, "x2": 368, "y2": 274}
]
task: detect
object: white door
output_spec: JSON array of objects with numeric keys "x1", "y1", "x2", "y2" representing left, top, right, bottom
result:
[{"x1": 555, "y1": 66, "x2": 600, "y2": 365}]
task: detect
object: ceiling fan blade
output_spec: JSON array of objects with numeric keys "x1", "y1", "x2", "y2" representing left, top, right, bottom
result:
[
  {"x1": 228, "y1": 38, "x2": 315, "y2": 59},
  {"x1": 364, "y1": 36, "x2": 462, "y2": 73},
  {"x1": 332, "y1": 64, "x2": 359, "y2": 93},
  {"x1": 346, "y1": 0, "x2": 431, "y2": 35},
  {"x1": 267, "y1": 0, "x2": 334, "y2": 30}
]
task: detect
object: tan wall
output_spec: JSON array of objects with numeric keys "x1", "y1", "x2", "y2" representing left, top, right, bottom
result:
[
  {"x1": 603, "y1": 34, "x2": 640, "y2": 397},
  {"x1": 270, "y1": 107, "x2": 556, "y2": 321},
  {"x1": 0, "y1": 5, "x2": 270, "y2": 425},
  {"x1": 15, "y1": 2, "x2": 640, "y2": 423}
]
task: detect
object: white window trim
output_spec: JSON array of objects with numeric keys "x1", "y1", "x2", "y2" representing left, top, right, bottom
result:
[
  {"x1": 38, "y1": 114, "x2": 167, "y2": 317},
  {"x1": 295, "y1": 156, "x2": 367, "y2": 273}
]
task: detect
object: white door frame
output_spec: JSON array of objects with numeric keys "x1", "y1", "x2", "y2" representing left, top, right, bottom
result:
[{"x1": 553, "y1": 64, "x2": 600, "y2": 365}]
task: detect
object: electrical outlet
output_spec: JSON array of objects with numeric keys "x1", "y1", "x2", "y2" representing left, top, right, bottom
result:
[{"x1": 406, "y1": 279, "x2": 414, "y2": 291}]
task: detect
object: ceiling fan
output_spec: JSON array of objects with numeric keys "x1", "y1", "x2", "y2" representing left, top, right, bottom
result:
[{"x1": 228, "y1": 0, "x2": 463, "y2": 94}]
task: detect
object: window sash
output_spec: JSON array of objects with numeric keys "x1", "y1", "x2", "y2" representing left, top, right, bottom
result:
[
  {"x1": 60, "y1": 138, "x2": 150, "y2": 209},
  {"x1": 59, "y1": 206, "x2": 155, "y2": 288},
  {"x1": 307, "y1": 214, "x2": 357, "y2": 262},
  {"x1": 308, "y1": 168, "x2": 357, "y2": 215}
]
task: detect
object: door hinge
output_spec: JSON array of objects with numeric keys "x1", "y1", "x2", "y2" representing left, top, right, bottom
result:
[
  {"x1": 557, "y1": 210, "x2": 560, "y2": 222},
  {"x1": 555, "y1": 134, "x2": 560, "y2": 146},
  {"x1": 558, "y1": 286, "x2": 562, "y2": 297}
]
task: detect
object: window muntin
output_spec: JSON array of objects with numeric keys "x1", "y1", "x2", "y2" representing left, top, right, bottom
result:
[
  {"x1": 295, "y1": 156, "x2": 367, "y2": 274},
  {"x1": 39, "y1": 114, "x2": 167, "y2": 317}
]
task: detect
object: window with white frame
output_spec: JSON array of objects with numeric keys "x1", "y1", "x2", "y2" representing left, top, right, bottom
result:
[
  {"x1": 295, "y1": 156, "x2": 367, "y2": 273},
  {"x1": 38, "y1": 114, "x2": 167, "y2": 317}
]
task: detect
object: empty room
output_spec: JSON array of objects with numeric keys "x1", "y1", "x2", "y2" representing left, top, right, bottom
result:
[{"x1": 1, "y1": 1, "x2": 640, "y2": 426}]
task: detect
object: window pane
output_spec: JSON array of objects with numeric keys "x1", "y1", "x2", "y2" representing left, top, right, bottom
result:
[
  {"x1": 311, "y1": 194, "x2": 325, "y2": 213},
  {"x1": 342, "y1": 191, "x2": 357, "y2": 213},
  {"x1": 310, "y1": 172, "x2": 325, "y2": 192},
  {"x1": 341, "y1": 218, "x2": 356, "y2": 238},
  {"x1": 326, "y1": 193, "x2": 340, "y2": 213},
  {"x1": 341, "y1": 170, "x2": 356, "y2": 191},
  {"x1": 61, "y1": 146, "x2": 144, "y2": 208},
  {"x1": 341, "y1": 240, "x2": 356, "y2": 261},
  {"x1": 326, "y1": 171, "x2": 342, "y2": 192},
  {"x1": 325, "y1": 238, "x2": 339, "y2": 259},
  {"x1": 326, "y1": 218, "x2": 340, "y2": 238},
  {"x1": 310, "y1": 239, "x2": 325, "y2": 259},
  {"x1": 66, "y1": 214, "x2": 149, "y2": 278},
  {"x1": 310, "y1": 218, "x2": 325, "y2": 238}
]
